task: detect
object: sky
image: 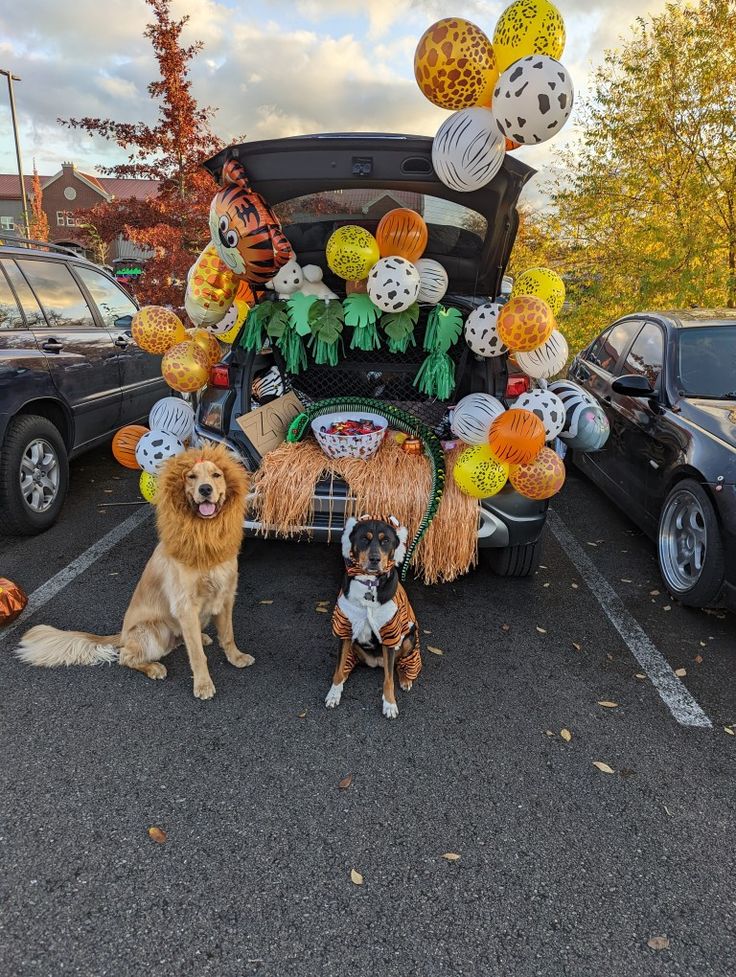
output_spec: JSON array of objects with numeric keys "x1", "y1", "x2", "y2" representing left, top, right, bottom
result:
[{"x1": 0, "y1": 0, "x2": 667, "y2": 206}]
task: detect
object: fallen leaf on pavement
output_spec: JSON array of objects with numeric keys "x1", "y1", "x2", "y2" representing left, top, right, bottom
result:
[
  {"x1": 297, "y1": 710, "x2": 307, "y2": 719},
  {"x1": 315, "y1": 607, "x2": 329, "y2": 614},
  {"x1": 586, "y1": 541, "x2": 597, "y2": 547},
  {"x1": 649, "y1": 589, "x2": 660, "y2": 596},
  {"x1": 427, "y1": 646, "x2": 444, "y2": 656},
  {"x1": 350, "y1": 869, "x2": 363, "y2": 885},
  {"x1": 148, "y1": 827, "x2": 167, "y2": 844},
  {"x1": 592, "y1": 761, "x2": 615, "y2": 774},
  {"x1": 317, "y1": 600, "x2": 330, "y2": 606},
  {"x1": 695, "y1": 655, "x2": 703, "y2": 664},
  {"x1": 560, "y1": 729, "x2": 572, "y2": 743},
  {"x1": 501, "y1": 624, "x2": 510, "y2": 633},
  {"x1": 635, "y1": 673, "x2": 646, "y2": 680},
  {"x1": 675, "y1": 667, "x2": 687, "y2": 677},
  {"x1": 647, "y1": 936, "x2": 670, "y2": 951},
  {"x1": 620, "y1": 578, "x2": 633, "y2": 583},
  {"x1": 663, "y1": 605, "x2": 672, "y2": 612},
  {"x1": 338, "y1": 774, "x2": 353, "y2": 789},
  {"x1": 572, "y1": 642, "x2": 582, "y2": 652},
  {"x1": 571, "y1": 582, "x2": 578, "y2": 589},
  {"x1": 663, "y1": 805, "x2": 673, "y2": 816},
  {"x1": 536, "y1": 627, "x2": 547, "y2": 634},
  {"x1": 423, "y1": 629, "x2": 432, "y2": 635},
  {"x1": 442, "y1": 853, "x2": 461, "y2": 861},
  {"x1": 544, "y1": 730, "x2": 555, "y2": 737},
  {"x1": 259, "y1": 600, "x2": 273, "y2": 605},
  {"x1": 724, "y1": 726, "x2": 734, "y2": 736},
  {"x1": 699, "y1": 641, "x2": 706, "y2": 647},
  {"x1": 597, "y1": 701, "x2": 619, "y2": 708},
  {"x1": 543, "y1": 582, "x2": 550, "y2": 588}
]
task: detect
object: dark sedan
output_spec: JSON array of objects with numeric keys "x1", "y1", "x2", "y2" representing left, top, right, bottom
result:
[{"x1": 568, "y1": 309, "x2": 736, "y2": 610}]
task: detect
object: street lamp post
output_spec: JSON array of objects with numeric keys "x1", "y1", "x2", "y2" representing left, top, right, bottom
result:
[{"x1": 0, "y1": 69, "x2": 30, "y2": 238}]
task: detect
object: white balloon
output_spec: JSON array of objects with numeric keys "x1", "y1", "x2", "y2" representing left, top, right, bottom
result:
[
  {"x1": 416, "y1": 258, "x2": 449, "y2": 305},
  {"x1": 515, "y1": 330, "x2": 569, "y2": 379},
  {"x1": 432, "y1": 107, "x2": 506, "y2": 193},
  {"x1": 515, "y1": 388, "x2": 566, "y2": 441},
  {"x1": 548, "y1": 379, "x2": 597, "y2": 439},
  {"x1": 493, "y1": 56, "x2": 574, "y2": 146},
  {"x1": 450, "y1": 393, "x2": 505, "y2": 445},
  {"x1": 367, "y1": 256, "x2": 420, "y2": 313},
  {"x1": 135, "y1": 429, "x2": 185, "y2": 475},
  {"x1": 464, "y1": 302, "x2": 506, "y2": 358},
  {"x1": 149, "y1": 397, "x2": 195, "y2": 441}
]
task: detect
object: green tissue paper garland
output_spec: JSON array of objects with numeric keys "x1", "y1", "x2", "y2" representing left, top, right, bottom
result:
[
  {"x1": 344, "y1": 292, "x2": 381, "y2": 351},
  {"x1": 308, "y1": 299, "x2": 344, "y2": 366},
  {"x1": 413, "y1": 304, "x2": 463, "y2": 399},
  {"x1": 382, "y1": 303, "x2": 419, "y2": 354}
]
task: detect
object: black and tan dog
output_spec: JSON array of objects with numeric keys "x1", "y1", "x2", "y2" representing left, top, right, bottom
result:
[{"x1": 326, "y1": 515, "x2": 422, "y2": 719}]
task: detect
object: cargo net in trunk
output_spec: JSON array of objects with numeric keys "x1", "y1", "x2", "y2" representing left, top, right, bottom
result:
[{"x1": 287, "y1": 323, "x2": 465, "y2": 432}]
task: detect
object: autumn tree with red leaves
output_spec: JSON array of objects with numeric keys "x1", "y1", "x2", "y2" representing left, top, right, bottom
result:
[
  {"x1": 28, "y1": 166, "x2": 49, "y2": 242},
  {"x1": 61, "y1": 0, "x2": 223, "y2": 309}
]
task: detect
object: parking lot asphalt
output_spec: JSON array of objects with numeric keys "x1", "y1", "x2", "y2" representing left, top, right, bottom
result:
[{"x1": 1, "y1": 446, "x2": 735, "y2": 977}]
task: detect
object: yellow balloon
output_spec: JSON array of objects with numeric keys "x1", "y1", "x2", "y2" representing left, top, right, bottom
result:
[
  {"x1": 453, "y1": 445, "x2": 509, "y2": 499},
  {"x1": 326, "y1": 225, "x2": 380, "y2": 280},
  {"x1": 493, "y1": 0, "x2": 566, "y2": 74},
  {"x1": 513, "y1": 267, "x2": 566, "y2": 317},
  {"x1": 161, "y1": 341, "x2": 209, "y2": 393},
  {"x1": 139, "y1": 470, "x2": 159, "y2": 504},
  {"x1": 131, "y1": 306, "x2": 188, "y2": 355},
  {"x1": 190, "y1": 328, "x2": 222, "y2": 367},
  {"x1": 414, "y1": 17, "x2": 499, "y2": 110},
  {"x1": 217, "y1": 297, "x2": 250, "y2": 345}
]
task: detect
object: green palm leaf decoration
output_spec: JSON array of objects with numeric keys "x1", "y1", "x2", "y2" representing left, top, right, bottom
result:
[
  {"x1": 287, "y1": 293, "x2": 318, "y2": 337},
  {"x1": 264, "y1": 302, "x2": 289, "y2": 340},
  {"x1": 344, "y1": 292, "x2": 381, "y2": 350},
  {"x1": 382, "y1": 302, "x2": 419, "y2": 353},
  {"x1": 308, "y1": 299, "x2": 344, "y2": 365},
  {"x1": 424, "y1": 305, "x2": 463, "y2": 352}
]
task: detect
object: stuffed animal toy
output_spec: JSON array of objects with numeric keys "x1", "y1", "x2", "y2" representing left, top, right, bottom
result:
[
  {"x1": 209, "y1": 159, "x2": 294, "y2": 285},
  {"x1": 266, "y1": 257, "x2": 338, "y2": 301}
]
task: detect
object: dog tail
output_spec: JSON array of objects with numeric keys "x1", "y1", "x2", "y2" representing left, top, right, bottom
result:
[{"x1": 15, "y1": 625, "x2": 122, "y2": 667}]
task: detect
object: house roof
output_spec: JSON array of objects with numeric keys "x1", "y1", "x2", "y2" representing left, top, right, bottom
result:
[
  {"x1": 0, "y1": 171, "x2": 159, "y2": 202},
  {"x1": 0, "y1": 174, "x2": 36, "y2": 199}
]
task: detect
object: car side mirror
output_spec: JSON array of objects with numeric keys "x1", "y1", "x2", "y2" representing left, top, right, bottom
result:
[
  {"x1": 611, "y1": 374, "x2": 657, "y2": 398},
  {"x1": 114, "y1": 314, "x2": 133, "y2": 332}
]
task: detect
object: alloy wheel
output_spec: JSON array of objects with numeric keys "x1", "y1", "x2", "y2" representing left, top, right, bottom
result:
[
  {"x1": 658, "y1": 487, "x2": 707, "y2": 593},
  {"x1": 19, "y1": 438, "x2": 60, "y2": 513}
]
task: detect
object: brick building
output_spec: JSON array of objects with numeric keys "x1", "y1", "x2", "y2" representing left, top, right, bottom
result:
[{"x1": 0, "y1": 162, "x2": 158, "y2": 282}]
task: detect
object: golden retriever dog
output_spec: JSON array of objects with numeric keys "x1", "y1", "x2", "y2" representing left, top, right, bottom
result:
[{"x1": 16, "y1": 443, "x2": 252, "y2": 700}]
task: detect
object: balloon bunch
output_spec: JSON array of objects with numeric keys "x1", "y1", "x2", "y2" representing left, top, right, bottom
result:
[
  {"x1": 414, "y1": 2, "x2": 573, "y2": 195},
  {"x1": 131, "y1": 305, "x2": 222, "y2": 394},
  {"x1": 111, "y1": 397, "x2": 196, "y2": 503}
]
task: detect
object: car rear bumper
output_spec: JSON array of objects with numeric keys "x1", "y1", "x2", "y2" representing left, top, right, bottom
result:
[{"x1": 196, "y1": 423, "x2": 548, "y2": 549}]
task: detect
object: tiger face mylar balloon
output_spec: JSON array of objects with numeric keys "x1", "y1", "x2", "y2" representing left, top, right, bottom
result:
[
  {"x1": 414, "y1": 18, "x2": 499, "y2": 110},
  {"x1": 510, "y1": 446, "x2": 566, "y2": 500},
  {"x1": 453, "y1": 444, "x2": 509, "y2": 499},
  {"x1": 497, "y1": 295, "x2": 555, "y2": 352},
  {"x1": 513, "y1": 267, "x2": 566, "y2": 317},
  {"x1": 493, "y1": 0, "x2": 566, "y2": 74},
  {"x1": 209, "y1": 159, "x2": 294, "y2": 284}
]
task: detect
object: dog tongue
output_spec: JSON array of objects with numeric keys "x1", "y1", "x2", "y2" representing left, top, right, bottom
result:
[{"x1": 198, "y1": 502, "x2": 216, "y2": 517}]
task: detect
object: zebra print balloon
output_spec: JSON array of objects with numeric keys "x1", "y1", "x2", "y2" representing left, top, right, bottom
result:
[
  {"x1": 416, "y1": 258, "x2": 449, "y2": 305},
  {"x1": 148, "y1": 397, "x2": 195, "y2": 441},
  {"x1": 514, "y1": 329, "x2": 569, "y2": 379},
  {"x1": 252, "y1": 365, "x2": 285, "y2": 402},
  {"x1": 432, "y1": 107, "x2": 506, "y2": 193},
  {"x1": 449, "y1": 393, "x2": 505, "y2": 445}
]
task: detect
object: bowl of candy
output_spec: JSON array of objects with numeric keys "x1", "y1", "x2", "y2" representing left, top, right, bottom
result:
[{"x1": 311, "y1": 412, "x2": 388, "y2": 460}]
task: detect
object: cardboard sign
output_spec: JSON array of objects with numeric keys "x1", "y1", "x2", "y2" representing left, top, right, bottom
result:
[{"x1": 235, "y1": 390, "x2": 305, "y2": 457}]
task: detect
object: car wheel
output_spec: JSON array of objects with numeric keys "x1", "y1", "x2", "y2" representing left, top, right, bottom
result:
[
  {"x1": 0, "y1": 415, "x2": 69, "y2": 536},
  {"x1": 486, "y1": 538, "x2": 542, "y2": 578},
  {"x1": 657, "y1": 478, "x2": 724, "y2": 608}
]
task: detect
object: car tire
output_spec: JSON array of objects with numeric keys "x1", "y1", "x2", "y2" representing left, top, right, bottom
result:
[
  {"x1": 657, "y1": 478, "x2": 724, "y2": 608},
  {"x1": 0, "y1": 415, "x2": 69, "y2": 536},
  {"x1": 487, "y1": 538, "x2": 543, "y2": 578}
]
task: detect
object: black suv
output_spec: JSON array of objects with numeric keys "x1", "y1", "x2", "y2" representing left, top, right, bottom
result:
[
  {"x1": 0, "y1": 240, "x2": 166, "y2": 534},
  {"x1": 196, "y1": 134, "x2": 547, "y2": 576}
]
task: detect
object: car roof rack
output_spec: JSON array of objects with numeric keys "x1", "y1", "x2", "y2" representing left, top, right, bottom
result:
[{"x1": 0, "y1": 236, "x2": 88, "y2": 259}]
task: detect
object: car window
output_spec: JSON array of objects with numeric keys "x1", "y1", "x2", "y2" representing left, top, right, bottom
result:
[
  {"x1": 584, "y1": 327, "x2": 612, "y2": 368},
  {"x1": 0, "y1": 264, "x2": 25, "y2": 330},
  {"x1": 622, "y1": 322, "x2": 664, "y2": 385},
  {"x1": 16, "y1": 259, "x2": 98, "y2": 329},
  {"x1": 677, "y1": 326, "x2": 736, "y2": 398},
  {"x1": 590, "y1": 320, "x2": 642, "y2": 374},
  {"x1": 2, "y1": 260, "x2": 47, "y2": 328},
  {"x1": 75, "y1": 266, "x2": 136, "y2": 328}
]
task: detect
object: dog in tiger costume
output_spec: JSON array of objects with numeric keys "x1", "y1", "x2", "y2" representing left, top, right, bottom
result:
[
  {"x1": 326, "y1": 515, "x2": 422, "y2": 719},
  {"x1": 209, "y1": 159, "x2": 294, "y2": 284}
]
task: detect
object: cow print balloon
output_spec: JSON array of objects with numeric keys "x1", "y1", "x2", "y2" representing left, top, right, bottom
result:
[
  {"x1": 493, "y1": 55, "x2": 574, "y2": 146},
  {"x1": 135, "y1": 429, "x2": 185, "y2": 475},
  {"x1": 464, "y1": 302, "x2": 507, "y2": 357},
  {"x1": 515, "y1": 387, "x2": 566, "y2": 441},
  {"x1": 367, "y1": 256, "x2": 421, "y2": 313}
]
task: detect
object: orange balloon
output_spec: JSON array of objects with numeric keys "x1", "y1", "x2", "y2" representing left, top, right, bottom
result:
[
  {"x1": 497, "y1": 295, "x2": 555, "y2": 352},
  {"x1": 489, "y1": 408, "x2": 545, "y2": 466},
  {"x1": 131, "y1": 306, "x2": 188, "y2": 355},
  {"x1": 190, "y1": 328, "x2": 222, "y2": 367},
  {"x1": 376, "y1": 208, "x2": 428, "y2": 262},
  {"x1": 510, "y1": 447, "x2": 566, "y2": 500},
  {"x1": 161, "y1": 341, "x2": 209, "y2": 393},
  {"x1": 112, "y1": 424, "x2": 148, "y2": 469}
]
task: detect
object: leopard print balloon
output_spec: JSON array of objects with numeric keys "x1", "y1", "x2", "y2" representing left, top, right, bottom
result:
[
  {"x1": 497, "y1": 295, "x2": 555, "y2": 352},
  {"x1": 326, "y1": 225, "x2": 380, "y2": 280},
  {"x1": 493, "y1": 0, "x2": 566, "y2": 74},
  {"x1": 161, "y1": 341, "x2": 209, "y2": 393},
  {"x1": 509, "y1": 446, "x2": 565, "y2": 500},
  {"x1": 132, "y1": 306, "x2": 188, "y2": 355},
  {"x1": 453, "y1": 444, "x2": 509, "y2": 499},
  {"x1": 414, "y1": 18, "x2": 498, "y2": 110},
  {"x1": 513, "y1": 267, "x2": 565, "y2": 317}
]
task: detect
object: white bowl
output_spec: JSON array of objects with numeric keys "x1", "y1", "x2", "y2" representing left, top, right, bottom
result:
[{"x1": 311, "y1": 412, "x2": 388, "y2": 460}]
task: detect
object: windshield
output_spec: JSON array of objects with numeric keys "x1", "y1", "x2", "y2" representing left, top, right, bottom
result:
[
  {"x1": 273, "y1": 189, "x2": 488, "y2": 265},
  {"x1": 677, "y1": 326, "x2": 736, "y2": 398}
]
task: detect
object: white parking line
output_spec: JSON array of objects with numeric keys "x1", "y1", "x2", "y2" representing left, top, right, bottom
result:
[
  {"x1": 547, "y1": 508, "x2": 712, "y2": 729},
  {"x1": 0, "y1": 506, "x2": 152, "y2": 648}
]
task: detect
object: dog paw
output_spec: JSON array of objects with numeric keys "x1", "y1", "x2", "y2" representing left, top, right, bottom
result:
[
  {"x1": 229, "y1": 651, "x2": 255, "y2": 668},
  {"x1": 193, "y1": 676, "x2": 216, "y2": 700},
  {"x1": 399, "y1": 679, "x2": 413, "y2": 692},
  {"x1": 325, "y1": 683, "x2": 343, "y2": 708},
  {"x1": 145, "y1": 662, "x2": 167, "y2": 680},
  {"x1": 382, "y1": 696, "x2": 399, "y2": 719},
  {"x1": 201, "y1": 633, "x2": 213, "y2": 646}
]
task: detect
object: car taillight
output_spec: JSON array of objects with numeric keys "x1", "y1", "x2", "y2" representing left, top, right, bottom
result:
[
  {"x1": 506, "y1": 375, "x2": 530, "y2": 398},
  {"x1": 209, "y1": 364, "x2": 231, "y2": 389}
]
